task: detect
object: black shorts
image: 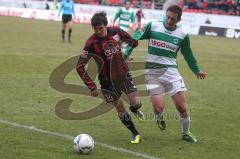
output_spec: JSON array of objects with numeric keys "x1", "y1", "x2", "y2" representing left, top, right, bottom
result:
[
  {"x1": 62, "y1": 14, "x2": 72, "y2": 23},
  {"x1": 101, "y1": 72, "x2": 137, "y2": 103}
]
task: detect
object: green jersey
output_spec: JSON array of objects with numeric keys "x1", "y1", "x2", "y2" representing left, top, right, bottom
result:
[
  {"x1": 114, "y1": 7, "x2": 135, "y2": 32},
  {"x1": 125, "y1": 21, "x2": 200, "y2": 73}
]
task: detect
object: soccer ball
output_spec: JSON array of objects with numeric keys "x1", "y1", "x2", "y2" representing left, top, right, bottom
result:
[{"x1": 73, "y1": 134, "x2": 94, "y2": 154}]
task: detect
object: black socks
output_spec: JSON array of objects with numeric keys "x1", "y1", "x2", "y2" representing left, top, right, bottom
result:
[{"x1": 119, "y1": 112, "x2": 139, "y2": 135}]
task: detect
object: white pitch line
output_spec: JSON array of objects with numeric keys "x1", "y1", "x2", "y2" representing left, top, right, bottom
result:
[{"x1": 0, "y1": 119, "x2": 161, "y2": 159}]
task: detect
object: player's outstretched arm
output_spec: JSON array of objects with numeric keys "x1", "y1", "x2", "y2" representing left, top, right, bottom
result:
[
  {"x1": 124, "y1": 22, "x2": 152, "y2": 60},
  {"x1": 113, "y1": 7, "x2": 121, "y2": 25}
]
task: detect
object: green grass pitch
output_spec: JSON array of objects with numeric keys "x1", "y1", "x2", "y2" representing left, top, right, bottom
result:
[{"x1": 0, "y1": 16, "x2": 240, "y2": 159}]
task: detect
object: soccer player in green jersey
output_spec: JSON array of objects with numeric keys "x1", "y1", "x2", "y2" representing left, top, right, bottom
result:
[
  {"x1": 113, "y1": 0, "x2": 135, "y2": 32},
  {"x1": 125, "y1": 5, "x2": 207, "y2": 143}
]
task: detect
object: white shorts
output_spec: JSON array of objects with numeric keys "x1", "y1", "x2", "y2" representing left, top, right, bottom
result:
[{"x1": 145, "y1": 68, "x2": 187, "y2": 96}]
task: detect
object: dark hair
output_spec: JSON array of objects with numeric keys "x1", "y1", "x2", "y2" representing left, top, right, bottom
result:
[
  {"x1": 91, "y1": 12, "x2": 108, "y2": 27},
  {"x1": 167, "y1": 5, "x2": 182, "y2": 19},
  {"x1": 124, "y1": 0, "x2": 131, "y2": 4}
]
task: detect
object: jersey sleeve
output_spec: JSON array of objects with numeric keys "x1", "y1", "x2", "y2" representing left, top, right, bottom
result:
[
  {"x1": 114, "y1": 7, "x2": 122, "y2": 23},
  {"x1": 76, "y1": 42, "x2": 97, "y2": 91},
  {"x1": 124, "y1": 22, "x2": 152, "y2": 59},
  {"x1": 120, "y1": 29, "x2": 138, "y2": 47},
  {"x1": 180, "y1": 34, "x2": 200, "y2": 74},
  {"x1": 119, "y1": 29, "x2": 138, "y2": 59},
  {"x1": 132, "y1": 22, "x2": 152, "y2": 40},
  {"x1": 130, "y1": 11, "x2": 135, "y2": 23}
]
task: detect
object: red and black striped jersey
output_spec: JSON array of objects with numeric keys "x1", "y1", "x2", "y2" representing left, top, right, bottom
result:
[{"x1": 76, "y1": 27, "x2": 138, "y2": 90}]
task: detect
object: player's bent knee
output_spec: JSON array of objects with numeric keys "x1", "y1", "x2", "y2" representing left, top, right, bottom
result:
[
  {"x1": 130, "y1": 103, "x2": 142, "y2": 112},
  {"x1": 176, "y1": 106, "x2": 187, "y2": 114}
]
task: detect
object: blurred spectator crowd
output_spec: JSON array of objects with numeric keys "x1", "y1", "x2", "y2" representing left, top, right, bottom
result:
[
  {"x1": 182, "y1": 0, "x2": 240, "y2": 15},
  {"x1": 42, "y1": 0, "x2": 240, "y2": 15}
]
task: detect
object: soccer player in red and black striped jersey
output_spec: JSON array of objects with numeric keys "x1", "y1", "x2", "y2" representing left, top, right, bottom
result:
[{"x1": 76, "y1": 12, "x2": 143, "y2": 144}]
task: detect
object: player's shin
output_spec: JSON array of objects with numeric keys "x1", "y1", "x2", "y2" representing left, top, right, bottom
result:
[
  {"x1": 68, "y1": 28, "x2": 72, "y2": 42},
  {"x1": 180, "y1": 113, "x2": 197, "y2": 143},
  {"x1": 119, "y1": 111, "x2": 139, "y2": 135},
  {"x1": 180, "y1": 112, "x2": 190, "y2": 134},
  {"x1": 61, "y1": 29, "x2": 65, "y2": 41}
]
